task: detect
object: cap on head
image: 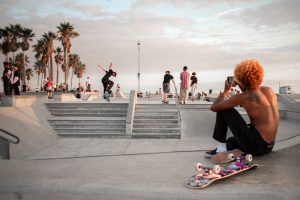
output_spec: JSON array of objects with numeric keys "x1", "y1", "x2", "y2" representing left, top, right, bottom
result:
[{"x1": 192, "y1": 72, "x2": 196, "y2": 75}]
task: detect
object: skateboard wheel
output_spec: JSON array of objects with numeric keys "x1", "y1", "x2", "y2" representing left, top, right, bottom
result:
[
  {"x1": 195, "y1": 163, "x2": 203, "y2": 171},
  {"x1": 245, "y1": 154, "x2": 253, "y2": 162},
  {"x1": 213, "y1": 165, "x2": 221, "y2": 174},
  {"x1": 228, "y1": 153, "x2": 235, "y2": 160}
]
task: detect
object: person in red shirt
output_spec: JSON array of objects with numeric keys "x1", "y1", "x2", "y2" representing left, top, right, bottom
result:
[
  {"x1": 46, "y1": 77, "x2": 53, "y2": 99},
  {"x1": 179, "y1": 66, "x2": 190, "y2": 104}
]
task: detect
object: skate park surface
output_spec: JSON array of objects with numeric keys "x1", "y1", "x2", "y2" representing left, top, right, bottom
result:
[{"x1": 0, "y1": 94, "x2": 299, "y2": 200}]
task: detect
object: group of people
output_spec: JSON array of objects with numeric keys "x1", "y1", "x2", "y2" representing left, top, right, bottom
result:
[
  {"x1": 1, "y1": 61, "x2": 21, "y2": 96},
  {"x1": 162, "y1": 66, "x2": 199, "y2": 104},
  {"x1": 1, "y1": 58, "x2": 279, "y2": 158}
]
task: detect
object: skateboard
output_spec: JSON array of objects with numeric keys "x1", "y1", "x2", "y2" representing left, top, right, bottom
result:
[
  {"x1": 186, "y1": 154, "x2": 258, "y2": 189},
  {"x1": 103, "y1": 91, "x2": 110, "y2": 102},
  {"x1": 211, "y1": 149, "x2": 244, "y2": 164}
]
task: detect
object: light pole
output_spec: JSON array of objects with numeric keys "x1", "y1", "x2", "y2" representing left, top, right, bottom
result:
[{"x1": 137, "y1": 40, "x2": 141, "y2": 93}]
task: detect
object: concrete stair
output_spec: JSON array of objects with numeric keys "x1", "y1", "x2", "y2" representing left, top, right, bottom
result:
[
  {"x1": 46, "y1": 103, "x2": 128, "y2": 137},
  {"x1": 132, "y1": 104, "x2": 181, "y2": 138}
]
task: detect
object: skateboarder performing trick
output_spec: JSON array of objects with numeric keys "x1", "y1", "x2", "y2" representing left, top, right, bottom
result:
[
  {"x1": 205, "y1": 59, "x2": 279, "y2": 158},
  {"x1": 98, "y1": 62, "x2": 117, "y2": 98}
]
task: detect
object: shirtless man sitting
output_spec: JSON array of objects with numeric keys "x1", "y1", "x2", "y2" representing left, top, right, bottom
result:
[{"x1": 205, "y1": 59, "x2": 279, "y2": 157}]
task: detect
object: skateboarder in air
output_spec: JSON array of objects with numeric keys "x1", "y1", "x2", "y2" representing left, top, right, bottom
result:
[
  {"x1": 205, "y1": 59, "x2": 279, "y2": 157},
  {"x1": 98, "y1": 62, "x2": 117, "y2": 96}
]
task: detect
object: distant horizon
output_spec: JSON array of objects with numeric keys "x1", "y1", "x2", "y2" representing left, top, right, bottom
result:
[{"x1": 1, "y1": 0, "x2": 300, "y2": 95}]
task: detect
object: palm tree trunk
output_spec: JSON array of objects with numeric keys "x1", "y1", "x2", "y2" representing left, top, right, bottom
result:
[
  {"x1": 71, "y1": 70, "x2": 73, "y2": 90},
  {"x1": 50, "y1": 54, "x2": 53, "y2": 81},
  {"x1": 56, "y1": 63, "x2": 59, "y2": 84},
  {"x1": 22, "y1": 52, "x2": 27, "y2": 92},
  {"x1": 64, "y1": 49, "x2": 68, "y2": 90},
  {"x1": 37, "y1": 74, "x2": 40, "y2": 90}
]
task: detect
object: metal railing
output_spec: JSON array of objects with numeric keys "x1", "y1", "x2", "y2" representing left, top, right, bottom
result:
[{"x1": 0, "y1": 128, "x2": 20, "y2": 144}]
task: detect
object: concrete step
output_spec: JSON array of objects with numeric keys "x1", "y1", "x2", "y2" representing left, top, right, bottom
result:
[
  {"x1": 55, "y1": 128, "x2": 125, "y2": 133},
  {"x1": 131, "y1": 132, "x2": 181, "y2": 139},
  {"x1": 133, "y1": 119, "x2": 179, "y2": 124},
  {"x1": 135, "y1": 108, "x2": 178, "y2": 113},
  {"x1": 47, "y1": 107, "x2": 128, "y2": 111},
  {"x1": 134, "y1": 115, "x2": 178, "y2": 119},
  {"x1": 49, "y1": 120, "x2": 126, "y2": 125},
  {"x1": 45, "y1": 103, "x2": 128, "y2": 108},
  {"x1": 132, "y1": 128, "x2": 180, "y2": 133},
  {"x1": 49, "y1": 110, "x2": 127, "y2": 114},
  {"x1": 57, "y1": 132, "x2": 129, "y2": 138},
  {"x1": 53, "y1": 124, "x2": 126, "y2": 129},
  {"x1": 135, "y1": 104, "x2": 176, "y2": 109},
  {"x1": 133, "y1": 123, "x2": 179, "y2": 128},
  {"x1": 134, "y1": 112, "x2": 178, "y2": 116},
  {"x1": 51, "y1": 113, "x2": 127, "y2": 117}
]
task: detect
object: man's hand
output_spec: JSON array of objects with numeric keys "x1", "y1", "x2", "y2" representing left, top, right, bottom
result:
[{"x1": 223, "y1": 80, "x2": 233, "y2": 96}]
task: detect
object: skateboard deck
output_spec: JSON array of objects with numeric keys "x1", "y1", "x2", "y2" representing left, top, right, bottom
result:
[
  {"x1": 186, "y1": 155, "x2": 258, "y2": 189},
  {"x1": 211, "y1": 149, "x2": 243, "y2": 164}
]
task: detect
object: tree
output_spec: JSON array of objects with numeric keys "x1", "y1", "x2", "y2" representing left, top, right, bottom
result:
[
  {"x1": 25, "y1": 68, "x2": 33, "y2": 90},
  {"x1": 20, "y1": 27, "x2": 35, "y2": 91},
  {"x1": 14, "y1": 52, "x2": 29, "y2": 84},
  {"x1": 33, "y1": 60, "x2": 46, "y2": 91},
  {"x1": 57, "y1": 22, "x2": 79, "y2": 90},
  {"x1": 54, "y1": 47, "x2": 63, "y2": 84},
  {"x1": 75, "y1": 61, "x2": 86, "y2": 84},
  {"x1": 42, "y1": 31, "x2": 56, "y2": 81},
  {"x1": 0, "y1": 27, "x2": 11, "y2": 62},
  {"x1": 69, "y1": 53, "x2": 80, "y2": 90},
  {"x1": 6, "y1": 24, "x2": 22, "y2": 61}
]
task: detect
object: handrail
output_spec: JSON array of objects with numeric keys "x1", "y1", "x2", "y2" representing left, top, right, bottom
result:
[
  {"x1": 174, "y1": 87, "x2": 182, "y2": 135},
  {"x1": 0, "y1": 128, "x2": 20, "y2": 144}
]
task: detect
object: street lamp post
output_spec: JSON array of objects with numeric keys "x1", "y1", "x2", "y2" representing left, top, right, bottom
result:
[{"x1": 137, "y1": 41, "x2": 141, "y2": 93}]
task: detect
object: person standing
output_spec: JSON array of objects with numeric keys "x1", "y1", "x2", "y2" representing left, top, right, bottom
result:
[
  {"x1": 179, "y1": 66, "x2": 190, "y2": 104},
  {"x1": 11, "y1": 66, "x2": 20, "y2": 95},
  {"x1": 86, "y1": 76, "x2": 92, "y2": 92},
  {"x1": 190, "y1": 72, "x2": 198, "y2": 101},
  {"x1": 1, "y1": 61, "x2": 12, "y2": 95},
  {"x1": 46, "y1": 77, "x2": 53, "y2": 99},
  {"x1": 162, "y1": 70, "x2": 176, "y2": 104}
]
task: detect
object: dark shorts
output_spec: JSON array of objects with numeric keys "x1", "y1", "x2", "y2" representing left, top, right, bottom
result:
[{"x1": 163, "y1": 83, "x2": 170, "y2": 93}]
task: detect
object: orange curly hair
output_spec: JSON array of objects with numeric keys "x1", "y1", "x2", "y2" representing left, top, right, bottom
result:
[{"x1": 234, "y1": 59, "x2": 264, "y2": 90}]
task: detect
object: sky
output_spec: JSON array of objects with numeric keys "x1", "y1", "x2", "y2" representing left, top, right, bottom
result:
[{"x1": 1, "y1": 0, "x2": 300, "y2": 94}]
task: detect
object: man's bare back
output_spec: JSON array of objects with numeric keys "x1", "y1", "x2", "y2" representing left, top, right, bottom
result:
[{"x1": 239, "y1": 86, "x2": 279, "y2": 143}]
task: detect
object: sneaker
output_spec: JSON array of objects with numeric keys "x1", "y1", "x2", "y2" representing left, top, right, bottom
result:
[{"x1": 204, "y1": 148, "x2": 217, "y2": 158}]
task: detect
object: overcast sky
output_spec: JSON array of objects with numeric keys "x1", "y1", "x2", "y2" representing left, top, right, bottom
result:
[{"x1": 1, "y1": 0, "x2": 300, "y2": 93}]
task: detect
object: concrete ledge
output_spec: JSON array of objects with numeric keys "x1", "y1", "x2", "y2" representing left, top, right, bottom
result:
[
  {"x1": 126, "y1": 90, "x2": 137, "y2": 134},
  {"x1": 1, "y1": 95, "x2": 47, "y2": 107},
  {"x1": 54, "y1": 93, "x2": 77, "y2": 102},
  {"x1": 81, "y1": 92, "x2": 100, "y2": 101}
]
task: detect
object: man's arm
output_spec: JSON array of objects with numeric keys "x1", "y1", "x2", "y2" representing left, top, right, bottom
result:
[
  {"x1": 210, "y1": 80, "x2": 241, "y2": 112},
  {"x1": 97, "y1": 64, "x2": 106, "y2": 72},
  {"x1": 109, "y1": 62, "x2": 112, "y2": 70}
]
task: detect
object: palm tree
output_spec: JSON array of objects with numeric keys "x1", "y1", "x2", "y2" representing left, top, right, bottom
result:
[
  {"x1": 6, "y1": 24, "x2": 22, "y2": 61},
  {"x1": 0, "y1": 27, "x2": 11, "y2": 62},
  {"x1": 69, "y1": 53, "x2": 80, "y2": 90},
  {"x1": 25, "y1": 68, "x2": 33, "y2": 90},
  {"x1": 75, "y1": 61, "x2": 86, "y2": 84},
  {"x1": 54, "y1": 47, "x2": 63, "y2": 84},
  {"x1": 33, "y1": 60, "x2": 46, "y2": 91},
  {"x1": 20, "y1": 27, "x2": 35, "y2": 91},
  {"x1": 57, "y1": 22, "x2": 79, "y2": 90},
  {"x1": 42, "y1": 31, "x2": 56, "y2": 81},
  {"x1": 14, "y1": 52, "x2": 29, "y2": 82}
]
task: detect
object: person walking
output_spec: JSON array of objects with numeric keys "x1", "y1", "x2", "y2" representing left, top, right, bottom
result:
[
  {"x1": 162, "y1": 70, "x2": 176, "y2": 104},
  {"x1": 179, "y1": 66, "x2": 190, "y2": 104},
  {"x1": 86, "y1": 76, "x2": 92, "y2": 92}
]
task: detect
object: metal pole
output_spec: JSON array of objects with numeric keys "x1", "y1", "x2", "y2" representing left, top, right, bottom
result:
[{"x1": 137, "y1": 41, "x2": 141, "y2": 93}]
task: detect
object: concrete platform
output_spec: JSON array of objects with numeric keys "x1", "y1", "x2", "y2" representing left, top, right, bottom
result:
[{"x1": 0, "y1": 95, "x2": 300, "y2": 200}]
